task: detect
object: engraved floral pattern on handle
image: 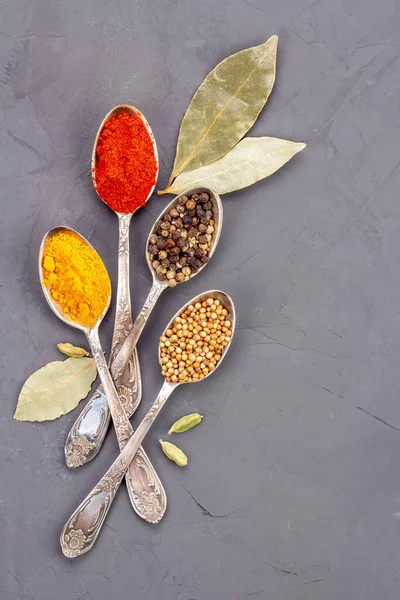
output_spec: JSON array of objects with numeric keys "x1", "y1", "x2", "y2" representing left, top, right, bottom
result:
[
  {"x1": 110, "y1": 279, "x2": 165, "y2": 381},
  {"x1": 84, "y1": 329, "x2": 166, "y2": 523},
  {"x1": 65, "y1": 215, "x2": 167, "y2": 523},
  {"x1": 61, "y1": 381, "x2": 176, "y2": 557},
  {"x1": 65, "y1": 436, "x2": 95, "y2": 468},
  {"x1": 65, "y1": 213, "x2": 142, "y2": 468}
]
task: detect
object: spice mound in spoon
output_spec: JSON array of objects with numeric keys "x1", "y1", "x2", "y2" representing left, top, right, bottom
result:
[
  {"x1": 42, "y1": 229, "x2": 111, "y2": 329},
  {"x1": 148, "y1": 191, "x2": 216, "y2": 287},
  {"x1": 159, "y1": 297, "x2": 233, "y2": 383},
  {"x1": 94, "y1": 111, "x2": 158, "y2": 213}
]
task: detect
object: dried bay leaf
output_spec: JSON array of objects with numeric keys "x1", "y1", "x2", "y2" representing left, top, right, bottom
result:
[
  {"x1": 165, "y1": 137, "x2": 306, "y2": 196},
  {"x1": 14, "y1": 357, "x2": 97, "y2": 422},
  {"x1": 160, "y1": 36, "x2": 278, "y2": 192}
]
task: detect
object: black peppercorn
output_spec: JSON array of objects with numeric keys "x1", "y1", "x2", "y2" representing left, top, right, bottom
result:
[
  {"x1": 177, "y1": 204, "x2": 185, "y2": 213},
  {"x1": 170, "y1": 208, "x2": 179, "y2": 218},
  {"x1": 164, "y1": 213, "x2": 172, "y2": 223},
  {"x1": 149, "y1": 234, "x2": 158, "y2": 245},
  {"x1": 161, "y1": 258, "x2": 170, "y2": 268},
  {"x1": 180, "y1": 256, "x2": 187, "y2": 266},
  {"x1": 157, "y1": 237, "x2": 166, "y2": 250},
  {"x1": 198, "y1": 223, "x2": 207, "y2": 233},
  {"x1": 201, "y1": 255, "x2": 209, "y2": 264},
  {"x1": 196, "y1": 204, "x2": 205, "y2": 215},
  {"x1": 182, "y1": 215, "x2": 192, "y2": 226},
  {"x1": 172, "y1": 230, "x2": 181, "y2": 241},
  {"x1": 201, "y1": 216, "x2": 209, "y2": 224},
  {"x1": 205, "y1": 210, "x2": 213, "y2": 218},
  {"x1": 165, "y1": 238, "x2": 176, "y2": 249},
  {"x1": 188, "y1": 228, "x2": 197, "y2": 238},
  {"x1": 179, "y1": 195, "x2": 188, "y2": 205},
  {"x1": 194, "y1": 247, "x2": 204, "y2": 258},
  {"x1": 187, "y1": 257, "x2": 197, "y2": 267},
  {"x1": 198, "y1": 234, "x2": 208, "y2": 244},
  {"x1": 169, "y1": 254, "x2": 179, "y2": 263},
  {"x1": 199, "y1": 192, "x2": 209, "y2": 202},
  {"x1": 148, "y1": 244, "x2": 158, "y2": 255},
  {"x1": 169, "y1": 246, "x2": 180, "y2": 255},
  {"x1": 204, "y1": 201, "x2": 212, "y2": 210},
  {"x1": 187, "y1": 209, "x2": 196, "y2": 217}
]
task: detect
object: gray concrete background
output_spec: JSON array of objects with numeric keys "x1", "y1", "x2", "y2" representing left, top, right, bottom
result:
[{"x1": 1, "y1": 0, "x2": 400, "y2": 598}]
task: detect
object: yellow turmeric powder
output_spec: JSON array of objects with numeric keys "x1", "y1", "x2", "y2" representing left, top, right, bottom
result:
[{"x1": 42, "y1": 229, "x2": 111, "y2": 328}]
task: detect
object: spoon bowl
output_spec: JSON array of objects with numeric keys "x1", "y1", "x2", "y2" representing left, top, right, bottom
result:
[
  {"x1": 158, "y1": 289, "x2": 235, "y2": 385},
  {"x1": 91, "y1": 103, "x2": 159, "y2": 214},
  {"x1": 145, "y1": 187, "x2": 223, "y2": 289},
  {"x1": 38, "y1": 226, "x2": 111, "y2": 332}
]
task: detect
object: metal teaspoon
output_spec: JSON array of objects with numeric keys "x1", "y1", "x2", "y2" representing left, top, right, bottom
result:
[
  {"x1": 39, "y1": 227, "x2": 162, "y2": 522},
  {"x1": 60, "y1": 289, "x2": 236, "y2": 557},
  {"x1": 108, "y1": 187, "x2": 223, "y2": 387},
  {"x1": 66, "y1": 186, "x2": 223, "y2": 462},
  {"x1": 64, "y1": 105, "x2": 167, "y2": 523}
]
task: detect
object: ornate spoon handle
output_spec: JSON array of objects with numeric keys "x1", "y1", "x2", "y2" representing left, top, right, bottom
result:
[
  {"x1": 65, "y1": 275, "x2": 164, "y2": 469},
  {"x1": 66, "y1": 215, "x2": 167, "y2": 523},
  {"x1": 110, "y1": 279, "x2": 165, "y2": 380},
  {"x1": 65, "y1": 214, "x2": 141, "y2": 468},
  {"x1": 61, "y1": 381, "x2": 176, "y2": 558}
]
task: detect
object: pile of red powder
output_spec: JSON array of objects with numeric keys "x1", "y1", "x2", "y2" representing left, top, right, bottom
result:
[{"x1": 94, "y1": 111, "x2": 158, "y2": 213}]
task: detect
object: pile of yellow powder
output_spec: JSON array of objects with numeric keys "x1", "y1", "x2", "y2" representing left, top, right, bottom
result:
[{"x1": 42, "y1": 229, "x2": 111, "y2": 329}]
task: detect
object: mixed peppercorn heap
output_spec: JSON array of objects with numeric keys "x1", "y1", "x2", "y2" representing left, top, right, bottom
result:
[
  {"x1": 159, "y1": 297, "x2": 232, "y2": 383},
  {"x1": 148, "y1": 191, "x2": 216, "y2": 287}
]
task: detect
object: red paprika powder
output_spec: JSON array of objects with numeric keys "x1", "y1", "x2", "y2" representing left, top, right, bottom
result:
[{"x1": 94, "y1": 111, "x2": 158, "y2": 213}]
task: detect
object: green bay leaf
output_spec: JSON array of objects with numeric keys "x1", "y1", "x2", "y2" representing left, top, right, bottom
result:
[
  {"x1": 162, "y1": 35, "x2": 278, "y2": 190},
  {"x1": 165, "y1": 137, "x2": 306, "y2": 196},
  {"x1": 14, "y1": 357, "x2": 97, "y2": 422}
]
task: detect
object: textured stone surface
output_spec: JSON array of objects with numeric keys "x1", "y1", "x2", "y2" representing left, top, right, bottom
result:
[{"x1": 1, "y1": 1, "x2": 400, "y2": 598}]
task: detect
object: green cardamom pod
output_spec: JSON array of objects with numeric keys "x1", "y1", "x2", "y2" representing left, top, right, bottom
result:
[
  {"x1": 168, "y1": 413, "x2": 203, "y2": 434},
  {"x1": 159, "y1": 440, "x2": 188, "y2": 466},
  {"x1": 57, "y1": 343, "x2": 89, "y2": 358}
]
